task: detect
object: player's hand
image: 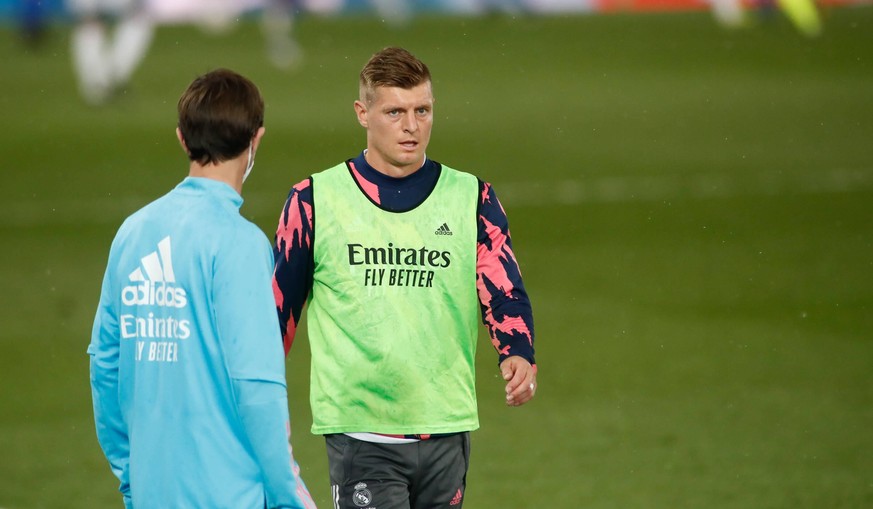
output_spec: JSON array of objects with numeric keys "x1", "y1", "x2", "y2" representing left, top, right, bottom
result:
[{"x1": 500, "y1": 356, "x2": 537, "y2": 407}]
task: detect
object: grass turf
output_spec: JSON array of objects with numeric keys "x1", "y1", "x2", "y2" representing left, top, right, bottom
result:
[{"x1": 1, "y1": 6, "x2": 872, "y2": 508}]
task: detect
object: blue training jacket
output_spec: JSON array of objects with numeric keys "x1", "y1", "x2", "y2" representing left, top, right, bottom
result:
[{"x1": 89, "y1": 177, "x2": 314, "y2": 509}]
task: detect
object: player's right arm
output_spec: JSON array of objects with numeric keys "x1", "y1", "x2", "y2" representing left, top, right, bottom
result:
[{"x1": 272, "y1": 179, "x2": 315, "y2": 355}]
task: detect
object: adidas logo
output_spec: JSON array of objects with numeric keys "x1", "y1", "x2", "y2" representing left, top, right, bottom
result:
[
  {"x1": 121, "y1": 236, "x2": 188, "y2": 308},
  {"x1": 450, "y1": 488, "x2": 463, "y2": 506},
  {"x1": 435, "y1": 222, "x2": 453, "y2": 236}
]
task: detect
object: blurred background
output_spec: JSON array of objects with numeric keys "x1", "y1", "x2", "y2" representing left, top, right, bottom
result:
[{"x1": 1, "y1": 0, "x2": 872, "y2": 507}]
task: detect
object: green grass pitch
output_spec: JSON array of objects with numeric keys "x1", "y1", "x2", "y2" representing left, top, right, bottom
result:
[{"x1": 1, "y1": 6, "x2": 872, "y2": 508}]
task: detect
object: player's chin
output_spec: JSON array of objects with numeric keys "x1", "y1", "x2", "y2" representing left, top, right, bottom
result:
[{"x1": 395, "y1": 145, "x2": 421, "y2": 158}]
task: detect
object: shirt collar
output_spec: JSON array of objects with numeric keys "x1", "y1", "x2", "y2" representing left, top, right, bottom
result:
[{"x1": 176, "y1": 177, "x2": 243, "y2": 208}]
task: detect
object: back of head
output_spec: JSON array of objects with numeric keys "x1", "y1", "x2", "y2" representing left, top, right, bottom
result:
[
  {"x1": 359, "y1": 47, "x2": 431, "y2": 105},
  {"x1": 177, "y1": 69, "x2": 264, "y2": 166}
]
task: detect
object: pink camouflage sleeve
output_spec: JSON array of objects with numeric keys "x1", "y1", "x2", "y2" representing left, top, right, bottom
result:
[
  {"x1": 476, "y1": 181, "x2": 536, "y2": 366},
  {"x1": 272, "y1": 179, "x2": 314, "y2": 356}
]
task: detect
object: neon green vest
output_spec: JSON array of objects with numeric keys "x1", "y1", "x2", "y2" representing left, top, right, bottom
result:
[{"x1": 308, "y1": 162, "x2": 480, "y2": 435}]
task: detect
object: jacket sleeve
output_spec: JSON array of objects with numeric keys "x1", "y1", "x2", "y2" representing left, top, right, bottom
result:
[
  {"x1": 88, "y1": 258, "x2": 132, "y2": 503},
  {"x1": 272, "y1": 179, "x2": 315, "y2": 355},
  {"x1": 476, "y1": 181, "x2": 536, "y2": 366},
  {"x1": 214, "y1": 227, "x2": 315, "y2": 509}
]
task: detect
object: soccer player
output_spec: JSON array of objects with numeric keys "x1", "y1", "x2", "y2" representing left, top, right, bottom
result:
[
  {"x1": 66, "y1": 0, "x2": 153, "y2": 104},
  {"x1": 89, "y1": 69, "x2": 316, "y2": 509},
  {"x1": 261, "y1": 0, "x2": 304, "y2": 70},
  {"x1": 273, "y1": 47, "x2": 536, "y2": 509}
]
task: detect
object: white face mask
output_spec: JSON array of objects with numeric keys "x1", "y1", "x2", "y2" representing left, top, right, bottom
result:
[{"x1": 243, "y1": 144, "x2": 255, "y2": 183}]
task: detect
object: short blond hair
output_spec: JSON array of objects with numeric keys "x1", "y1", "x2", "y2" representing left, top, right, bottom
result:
[{"x1": 359, "y1": 47, "x2": 431, "y2": 105}]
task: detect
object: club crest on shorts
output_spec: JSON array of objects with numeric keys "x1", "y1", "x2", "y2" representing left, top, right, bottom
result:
[{"x1": 353, "y1": 482, "x2": 373, "y2": 507}]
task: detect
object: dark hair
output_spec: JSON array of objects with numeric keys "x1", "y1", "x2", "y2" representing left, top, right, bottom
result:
[
  {"x1": 177, "y1": 69, "x2": 264, "y2": 166},
  {"x1": 359, "y1": 47, "x2": 431, "y2": 104}
]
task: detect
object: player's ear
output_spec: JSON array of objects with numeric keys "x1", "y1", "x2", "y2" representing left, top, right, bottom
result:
[
  {"x1": 251, "y1": 126, "x2": 266, "y2": 153},
  {"x1": 354, "y1": 100, "x2": 368, "y2": 128},
  {"x1": 175, "y1": 127, "x2": 190, "y2": 156}
]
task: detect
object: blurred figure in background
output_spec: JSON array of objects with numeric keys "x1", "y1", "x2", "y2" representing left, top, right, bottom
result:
[
  {"x1": 707, "y1": 0, "x2": 822, "y2": 36},
  {"x1": 67, "y1": 0, "x2": 154, "y2": 105},
  {"x1": 306, "y1": 0, "x2": 412, "y2": 25},
  {"x1": 20, "y1": 0, "x2": 48, "y2": 47},
  {"x1": 707, "y1": 0, "x2": 747, "y2": 28},
  {"x1": 776, "y1": 0, "x2": 822, "y2": 36},
  {"x1": 369, "y1": 0, "x2": 412, "y2": 25},
  {"x1": 261, "y1": 0, "x2": 304, "y2": 70}
]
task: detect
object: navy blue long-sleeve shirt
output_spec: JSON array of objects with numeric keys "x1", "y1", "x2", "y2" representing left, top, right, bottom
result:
[{"x1": 272, "y1": 153, "x2": 535, "y2": 368}]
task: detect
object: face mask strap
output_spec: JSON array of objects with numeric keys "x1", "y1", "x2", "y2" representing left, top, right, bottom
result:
[{"x1": 242, "y1": 144, "x2": 254, "y2": 183}]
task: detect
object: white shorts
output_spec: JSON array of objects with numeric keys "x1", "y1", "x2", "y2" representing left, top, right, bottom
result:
[{"x1": 66, "y1": 0, "x2": 142, "y2": 16}]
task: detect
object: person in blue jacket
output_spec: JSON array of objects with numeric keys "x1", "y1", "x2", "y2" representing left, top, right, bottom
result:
[{"x1": 88, "y1": 68, "x2": 316, "y2": 509}]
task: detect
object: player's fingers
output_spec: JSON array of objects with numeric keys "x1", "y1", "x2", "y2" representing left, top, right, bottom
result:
[
  {"x1": 506, "y1": 384, "x2": 533, "y2": 406},
  {"x1": 501, "y1": 364, "x2": 513, "y2": 381},
  {"x1": 506, "y1": 374, "x2": 535, "y2": 406},
  {"x1": 504, "y1": 366, "x2": 526, "y2": 395}
]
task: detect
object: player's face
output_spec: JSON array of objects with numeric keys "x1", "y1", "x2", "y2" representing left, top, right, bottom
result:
[{"x1": 356, "y1": 82, "x2": 433, "y2": 177}]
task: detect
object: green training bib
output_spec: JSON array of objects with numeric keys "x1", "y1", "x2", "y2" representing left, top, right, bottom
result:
[{"x1": 308, "y1": 162, "x2": 480, "y2": 434}]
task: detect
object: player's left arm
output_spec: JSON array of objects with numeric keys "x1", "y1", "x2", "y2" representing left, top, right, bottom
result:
[
  {"x1": 476, "y1": 180, "x2": 537, "y2": 406},
  {"x1": 216, "y1": 227, "x2": 314, "y2": 508},
  {"x1": 88, "y1": 257, "x2": 132, "y2": 503}
]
